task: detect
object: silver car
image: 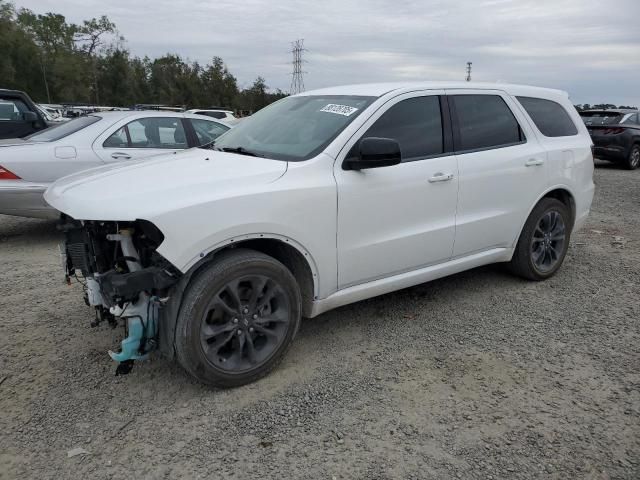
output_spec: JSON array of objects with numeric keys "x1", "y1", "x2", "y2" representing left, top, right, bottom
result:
[{"x1": 0, "y1": 110, "x2": 230, "y2": 218}]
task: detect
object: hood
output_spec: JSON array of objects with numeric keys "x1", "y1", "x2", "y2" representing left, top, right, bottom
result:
[{"x1": 44, "y1": 148, "x2": 288, "y2": 221}]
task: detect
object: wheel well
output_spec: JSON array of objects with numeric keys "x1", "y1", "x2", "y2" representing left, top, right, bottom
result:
[
  {"x1": 217, "y1": 239, "x2": 316, "y2": 317},
  {"x1": 542, "y1": 189, "x2": 576, "y2": 226}
]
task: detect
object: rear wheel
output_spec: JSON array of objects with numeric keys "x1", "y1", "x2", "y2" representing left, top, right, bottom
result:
[
  {"x1": 624, "y1": 144, "x2": 640, "y2": 170},
  {"x1": 175, "y1": 249, "x2": 301, "y2": 387},
  {"x1": 509, "y1": 198, "x2": 571, "y2": 281}
]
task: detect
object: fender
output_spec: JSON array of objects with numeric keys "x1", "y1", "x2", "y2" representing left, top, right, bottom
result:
[
  {"x1": 183, "y1": 232, "x2": 321, "y2": 298},
  {"x1": 158, "y1": 233, "x2": 321, "y2": 360},
  {"x1": 511, "y1": 184, "x2": 576, "y2": 249}
]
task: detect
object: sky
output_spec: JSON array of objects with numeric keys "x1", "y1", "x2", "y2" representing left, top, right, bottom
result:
[{"x1": 17, "y1": 0, "x2": 640, "y2": 106}]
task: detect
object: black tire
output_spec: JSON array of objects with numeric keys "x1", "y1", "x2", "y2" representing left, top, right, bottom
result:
[
  {"x1": 175, "y1": 249, "x2": 301, "y2": 388},
  {"x1": 508, "y1": 198, "x2": 572, "y2": 281},
  {"x1": 624, "y1": 144, "x2": 640, "y2": 170}
]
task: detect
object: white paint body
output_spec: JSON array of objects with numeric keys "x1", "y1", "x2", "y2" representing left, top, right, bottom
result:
[
  {"x1": 45, "y1": 82, "x2": 595, "y2": 317},
  {"x1": 0, "y1": 110, "x2": 229, "y2": 218}
]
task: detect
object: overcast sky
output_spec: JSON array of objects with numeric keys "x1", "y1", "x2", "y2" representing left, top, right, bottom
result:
[{"x1": 18, "y1": 0, "x2": 640, "y2": 106}]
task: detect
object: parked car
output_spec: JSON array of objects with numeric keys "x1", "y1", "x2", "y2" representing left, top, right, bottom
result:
[
  {"x1": 0, "y1": 110, "x2": 230, "y2": 218},
  {"x1": 0, "y1": 89, "x2": 49, "y2": 139},
  {"x1": 36, "y1": 104, "x2": 67, "y2": 123},
  {"x1": 46, "y1": 82, "x2": 594, "y2": 387},
  {"x1": 580, "y1": 109, "x2": 640, "y2": 169},
  {"x1": 186, "y1": 108, "x2": 240, "y2": 125}
]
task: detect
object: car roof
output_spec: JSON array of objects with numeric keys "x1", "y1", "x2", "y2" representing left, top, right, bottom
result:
[
  {"x1": 296, "y1": 81, "x2": 569, "y2": 100},
  {"x1": 92, "y1": 110, "x2": 185, "y2": 119},
  {"x1": 0, "y1": 88, "x2": 27, "y2": 96},
  {"x1": 580, "y1": 109, "x2": 637, "y2": 114},
  {"x1": 186, "y1": 109, "x2": 233, "y2": 113}
]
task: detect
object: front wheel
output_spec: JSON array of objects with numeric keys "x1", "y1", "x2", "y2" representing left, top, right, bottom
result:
[
  {"x1": 624, "y1": 144, "x2": 640, "y2": 170},
  {"x1": 175, "y1": 249, "x2": 301, "y2": 388},
  {"x1": 508, "y1": 198, "x2": 572, "y2": 281}
]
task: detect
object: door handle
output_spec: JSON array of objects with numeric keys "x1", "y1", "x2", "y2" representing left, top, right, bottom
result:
[
  {"x1": 428, "y1": 172, "x2": 454, "y2": 183},
  {"x1": 525, "y1": 158, "x2": 544, "y2": 167},
  {"x1": 111, "y1": 152, "x2": 131, "y2": 160}
]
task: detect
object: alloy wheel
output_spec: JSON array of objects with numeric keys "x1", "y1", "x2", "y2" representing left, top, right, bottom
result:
[
  {"x1": 199, "y1": 275, "x2": 291, "y2": 373},
  {"x1": 530, "y1": 210, "x2": 566, "y2": 273},
  {"x1": 630, "y1": 147, "x2": 640, "y2": 168}
]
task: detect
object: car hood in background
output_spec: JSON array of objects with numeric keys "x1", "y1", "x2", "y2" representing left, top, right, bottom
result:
[{"x1": 44, "y1": 148, "x2": 288, "y2": 221}]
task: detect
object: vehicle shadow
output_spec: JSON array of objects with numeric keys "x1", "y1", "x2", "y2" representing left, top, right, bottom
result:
[
  {"x1": 0, "y1": 214, "x2": 59, "y2": 243},
  {"x1": 594, "y1": 159, "x2": 625, "y2": 170}
]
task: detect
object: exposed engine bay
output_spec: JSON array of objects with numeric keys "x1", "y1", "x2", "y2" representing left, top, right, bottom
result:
[{"x1": 60, "y1": 217, "x2": 181, "y2": 373}]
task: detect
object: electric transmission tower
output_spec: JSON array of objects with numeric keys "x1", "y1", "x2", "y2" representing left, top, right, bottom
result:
[
  {"x1": 465, "y1": 62, "x2": 472, "y2": 82},
  {"x1": 290, "y1": 39, "x2": 307, "y2": 94}
]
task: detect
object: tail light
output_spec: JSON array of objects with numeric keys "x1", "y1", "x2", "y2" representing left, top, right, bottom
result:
[
  {"x1": 0, "y1": 165, "x2": 21, "y2": 180},
  {"x1": 604, "y1": 127, "x2": 625, "y2": 135}
]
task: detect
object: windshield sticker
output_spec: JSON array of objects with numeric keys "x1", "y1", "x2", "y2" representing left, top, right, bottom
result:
[{"x1": 320, "y1": 104, "x2": 359, "y2": 116}]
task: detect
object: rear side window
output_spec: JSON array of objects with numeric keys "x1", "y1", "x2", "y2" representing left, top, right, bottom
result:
[
  {"x1": 517, "y1": 97, "x2": 578, "y2": 137},
  {"x1": 360, "y1": 96, "x2": 443, "y2": 160},
  {"x1": 451, "y1": 95, "x2": 524, "y2": 151}
]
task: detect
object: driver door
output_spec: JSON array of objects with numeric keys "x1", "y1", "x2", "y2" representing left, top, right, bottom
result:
[{"x1": 334, "y1": 91, "x2": 459, "y2": 289}]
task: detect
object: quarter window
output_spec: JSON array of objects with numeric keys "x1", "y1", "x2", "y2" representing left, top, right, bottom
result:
[
  {"x1": 452, "y1": 95, "x2": 524, "y2": 151},
  {"x1": 517, "y1": 96, "x2": 578, "y2": 137},
  {"x1": 359, "y1": 96, "x2": 443, "y2": 161},
  {"x1": 103, "y1": 127, "x2": 128, "y2": 148}
]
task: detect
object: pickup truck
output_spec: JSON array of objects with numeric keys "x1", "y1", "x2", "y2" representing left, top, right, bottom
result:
[{"x1": 0, "y1": 89, "x2": 49, "y2": 139}]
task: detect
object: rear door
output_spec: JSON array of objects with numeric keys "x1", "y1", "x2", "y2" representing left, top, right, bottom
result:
[
  {"x1": 447, "y1": 90, "x2": 548, "y2": 257},
  {"x1": 93, "y1": 116, "x2": 190, "y2": 163}
]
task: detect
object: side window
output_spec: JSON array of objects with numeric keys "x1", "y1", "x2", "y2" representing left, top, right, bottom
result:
[
  {"x1": 103, "y1": 126, "x2": 128, "y2": 148},
  {"x1": 621, "y1": 113, "x2": 639, "y2": 125},
  {"x1": 125, "y1": 117, "x2": 187, "y2": 149},
  {"x1": 190, "y1": 118, "x2": 230, "y2": 146},
  {"x1": 516, "y1": 96, "x2": 578, "y2": 137},
  {"x1": 452, "y1": 95, "x2": 524, "y2": 151},
  {"x1": 356, "y1": 96, "x2": 443, "y2": 161},
  {"x1": 0, "y1": 99, "x2": 29, "y2": 121}
]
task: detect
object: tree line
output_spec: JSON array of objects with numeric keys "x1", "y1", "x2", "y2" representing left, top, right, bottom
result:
[
  {"x1": 0, "y1": 1, "x2": 286, "y2": 112},
  {"x1": 574, "y1": 103, "x2": 636, "y2": 111}
]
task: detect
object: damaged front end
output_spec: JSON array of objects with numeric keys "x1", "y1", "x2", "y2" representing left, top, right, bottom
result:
[{"x1": 60, "y1": 217, "x2": 181, "y2": 373}]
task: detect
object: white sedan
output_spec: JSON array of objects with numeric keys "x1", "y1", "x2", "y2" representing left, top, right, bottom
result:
[{"x1": 0, "y1": 110, "x2": 230, "y2": 218}]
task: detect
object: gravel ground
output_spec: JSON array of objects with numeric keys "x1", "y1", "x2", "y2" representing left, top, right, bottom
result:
[{"x1": 0, "y1": 162, "x2": 638, "y2": 480}]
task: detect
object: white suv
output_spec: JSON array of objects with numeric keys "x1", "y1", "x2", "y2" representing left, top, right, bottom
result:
[{"x1": 45, "y1": 82, "x2": 595, "y2": 387}]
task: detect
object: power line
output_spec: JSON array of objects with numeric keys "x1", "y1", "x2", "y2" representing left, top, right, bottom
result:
[
  {"x1": 290, "y1": 39, "x2": 307, "y2": 94},
  {"x1": 465, "y1": 62, "x2": 472, "y2": 82}
]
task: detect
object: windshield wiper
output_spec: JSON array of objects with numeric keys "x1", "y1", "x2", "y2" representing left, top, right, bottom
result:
[{"x1": 219, "y1": 146, "x2": 262, "y2": 157}]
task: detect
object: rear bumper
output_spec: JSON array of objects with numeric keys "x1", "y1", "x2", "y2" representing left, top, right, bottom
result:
[
  {"x1": 593, "y1": 145, "x2": 627, "y2": 161},
  {"x1": 0, "y1": 181, "x2": 57, "y2": 219}
]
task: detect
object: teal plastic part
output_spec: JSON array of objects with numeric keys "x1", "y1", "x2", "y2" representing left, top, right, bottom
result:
[{"x1": 109, "y1": 314, "x2": 157, "y2": 362}]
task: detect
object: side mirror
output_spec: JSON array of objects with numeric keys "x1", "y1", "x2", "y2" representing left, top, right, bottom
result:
[
  {"x1": 23, "y1": 111, "x2": 38, "y2": 123},
  {"x1": 343, "y1": 137, "x2": 402, "y2": 170}
]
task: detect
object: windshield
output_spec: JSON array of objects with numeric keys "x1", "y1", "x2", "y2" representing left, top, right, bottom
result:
[
  {"x1": 25, "y1": 115, "x2": 101, "y2": 142},
  {"x1": 580, "y1": 112, "x2": 624, "y2": 126},
  {"x1": 210, "y1": 95, "x2": 375, "y2": 161}
]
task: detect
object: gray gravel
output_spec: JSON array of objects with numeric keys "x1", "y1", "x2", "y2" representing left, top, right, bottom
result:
[{"x1": 0, "y1": 161, "x2": 638, "y2": 480}]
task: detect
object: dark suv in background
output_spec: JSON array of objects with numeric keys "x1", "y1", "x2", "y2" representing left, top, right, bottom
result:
[
  {"x1": 0, "y1": 89, "x2": 49, "y2": 140},
  {"x1": 580, "y1": 109, "x2": 640, "y2": 169}
]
